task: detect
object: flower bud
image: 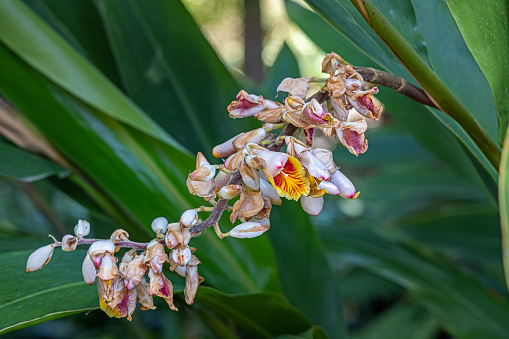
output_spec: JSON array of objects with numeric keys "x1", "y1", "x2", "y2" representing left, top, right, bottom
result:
[
  {"x1": 171, "y1": 246, "x2": 192, "y2": 266},
  {"x1": 151, "y1": 217, "x2": 168, "y2": 235},
  {"x1": 300, "y1": 196, "x2": 324, "y2": 215},
  {"x1": 74, "y1": 219, "x2": 90, "y2": 238},
  {"x1": 180, "y1": 209, "x2": 198, "y2": 228},
  {"x1": 233, "y1": 128, "x2": 267, "y2": 150},
  {"x1": 212, "y1": 133, "x2": 242, "y2": 158},
  {"x1": 299, "y1": 151, "x2": 330, "y2": 181},
  {"x1": 330, "y1": 170, "x2": 358, "y2": 199},
  {"x1": 218, "y1": 184, "x2": 242, "y2": 200},
  {"x1": 228, "y1": 222, "x2": 269, "y2": 239},
  {"x1": 82, "y1": 253, "x2": 96, "y2": 285},
  {"x1": 62, "y1": 234, "x2": 78, "y2": 252},
  {"x1": 189, "y1": 164, "x2": 216, "y2": 182},
  {"x1": 26, "y1": 244, "x2": 55, "y2": 272}
]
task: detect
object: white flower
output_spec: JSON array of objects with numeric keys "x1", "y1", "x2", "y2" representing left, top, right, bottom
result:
[
  {"x1": 180, "y1": 209, "x2": 198, "y2": 228},
  {"x1": 228, "y1": 221, "x2": 269, "y2": 239},
  {"x1": 61, "y1": 234, "x2": 78, "y2": 252}
]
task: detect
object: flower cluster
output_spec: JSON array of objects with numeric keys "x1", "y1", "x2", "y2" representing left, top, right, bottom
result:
[
  {"x1": 187, "y1": 52, "x2": 382, "y2": 218},
  {"x1": 27, "y1": 217, "x2": 203, "y2": 320},
  {"x1": 26, "y1": 52, "x2": 382, "y2": 321}
]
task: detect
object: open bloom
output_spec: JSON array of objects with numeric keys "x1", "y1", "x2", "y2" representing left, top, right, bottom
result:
[
  {"x1": 252, "y1": 148, "x2": 310, "y2": 201},
  {"x1": 228, "y1": 90, "x2": 282, "y2": 119}
]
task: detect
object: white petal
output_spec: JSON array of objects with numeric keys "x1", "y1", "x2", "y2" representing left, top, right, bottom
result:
[
  {"x1": 26, "y1": 244, "x2": 54, "y2": 272},
  {"x1": 318, "y1": 181, "x2": 340, "y2": 195},
  {"x1": 82, "y1": 254, "x2": 97, "y2": 285},
  {"x1": 260, "y1": 179, "x2": 282, "y2": 205},
  {"x1": 300, "y1": 196, "x2": 324, "y2": 215},
  {"x1": 172, "y1": 246, "x2": 192, "y2": 266},
  {"x1": 253, "y1": 150, "x2": 288, "y2": 178},
  {"x1": 151, "y1": 217, "x2": 168, "y2": 235},
  {"x1": 229, "y1": 222, "x2": 269, "y2": 239}
]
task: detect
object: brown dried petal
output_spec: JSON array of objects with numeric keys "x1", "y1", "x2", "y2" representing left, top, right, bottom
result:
[
  {"x1": 321, "y1": 52, "x2": 344, "y2": 75},
  {"x1": 136, "y1": 280, "x2": 156, "y2": 310},
  {"x1": 256, "y1": 107, "x2": 285, "y2": 123},
  {"x1": 230, "y1": 189, "x2": 264, "y2": 223},
  {"x1": 277, "y1": 77, "x2": 310, "y2": 99},
  {"x1": 186, "y1": 176, "x2": 216, "y2": 200}
]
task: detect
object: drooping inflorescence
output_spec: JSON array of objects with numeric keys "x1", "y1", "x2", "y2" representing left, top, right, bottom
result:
[{"x1": 26, "y1": 52, "x2": 382, "y2": 320}]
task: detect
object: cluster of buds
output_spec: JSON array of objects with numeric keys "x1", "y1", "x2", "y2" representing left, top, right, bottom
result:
[
  {"x1": 26, "y1": 52, "x2": 382, "y2": 321},
  {"x1": 27, "y1": 216, "x2": 204, "y2": 320}
]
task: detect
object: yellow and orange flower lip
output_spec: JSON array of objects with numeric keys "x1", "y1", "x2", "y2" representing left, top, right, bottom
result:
[{"x1": 268, "y1": 156, "x2": 310, "y2": 201}]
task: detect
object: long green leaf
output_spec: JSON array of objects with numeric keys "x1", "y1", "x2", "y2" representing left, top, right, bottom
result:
[
  {"x1": 0, "y1": 142, "x2": 69, "y2": 182},
  {"x1": 0, "y1": 238, "x2": 97, "y2": 335},
  {"x1": 96, "y1": 0, "x2": 256, "y2": 154},
  {"x1": 448, "y1": 0, "x2": 509, "y2": 144},
  {"x1": 321, "y1": 228, "x2": 509, "y2": 339},
  {"x1": 499, "y1": 127, "x2": 509, "y2": 292},
  {"x1": 196, "y1": 287, "x2": 312, "y2": 338},
  {"x1": 0, "y1": 0, "x2": 187, "y2": 153}
]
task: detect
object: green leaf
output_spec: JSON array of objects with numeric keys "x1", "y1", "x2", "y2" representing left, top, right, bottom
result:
[
  {"x1": 321, "y1": 228, "x2": 509, "y2": 339},
  {"x1": 270, "y1": 203, "x2": 346, "y2": 338},
  {"x1": 351, "y1": 302, "x2": 438, "y2": 339},
  {"x1": 196, "y1": 287, "x2": 312, "y2": 338},
  {"x1": 21, "y1": 0, "x2": 121, "y2": 85},
  {"x1": 274, "y1": 326, "x2": 329, "y2": 339},
  {"x1": 0, "y1": 0, "x2": 187, "y2": 153},
  {"x1": 264, "y1": 44, "x2": 300, "y2": 97},
  {"x1": 0, "y1": 237, "x2": 97, "y2": 335},
  {"x1": 0, "y1": 142, "x2": 69, "y2": 182},
  {"x1": 410, "y1": 0, "x2": 499, "y2": 141},
  {"x1": 499, "y1": 127, "x2": 509, "y2": 292},
  {"x1": 448, "y1": 0, "x2": 509, "y2": 144},
  {"x1": 96, "y1": 0, "x2": 254, "y2": 153}
]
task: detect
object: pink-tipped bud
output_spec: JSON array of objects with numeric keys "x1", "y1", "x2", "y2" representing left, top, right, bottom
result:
[
  {"x1": 228, "y1": 222, "x2": 269, "y2": 239},
  {"x1": 180, "y1": 209, "x2": 198, "y2": 228},
  {"x1": 330, "y1": 170, "x2": 358, "y2": 199},
  {"x1": 300, "y1": 196, "x2": 324, "y2": 215},
  {"x1": 26, "y1": 244, "x2": 55, "y2": 272},
  {"x1": 218, "y1": 184, "x2": 242, "y2": 200},
  {"x1": 212, "y1": 133, "x2": 242, "y2": 158},
  {"x1": 151, "y1": 217, "x2": 168, "y2": 235},
  {"x1": 62, "y1": 234, "x2": 78, "y2": 252},
  {"x1": 299, "y1": 152, "x2": 330, "y2": 181}
]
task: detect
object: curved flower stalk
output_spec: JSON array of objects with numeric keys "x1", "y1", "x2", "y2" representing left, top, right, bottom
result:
[{"x1": 26, "y1": 52, "x2": 381, "y2": 321}]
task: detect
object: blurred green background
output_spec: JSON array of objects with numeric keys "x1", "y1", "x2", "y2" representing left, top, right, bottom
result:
[{"x1": 1, "y1": 0, "x2": 508, "y2": 338}]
